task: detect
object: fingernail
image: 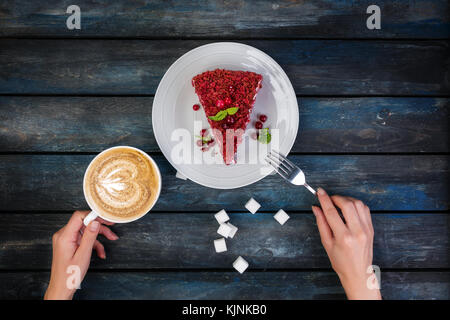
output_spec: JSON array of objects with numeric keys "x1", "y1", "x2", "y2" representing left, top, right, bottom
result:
[
  {"x1": 112, "y1": 234, "x2": 119, "y2": 240},
  {"x1": 89, "y1": 221, "x2": 100, "y2": 232},
  {"x1": 102, "y1": 254, "x2": 106, "y2": 259},
  {"x1": 317, "y1": 187, "x2": 326, "y2": 196},
  {"x1": 311, "y1": 206, "x2": 318, "y2": 216}
]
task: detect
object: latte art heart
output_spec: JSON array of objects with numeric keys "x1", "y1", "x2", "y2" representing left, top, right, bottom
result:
[{"x1": 84, "y1": 148, "x2": 159, "y2": 221}]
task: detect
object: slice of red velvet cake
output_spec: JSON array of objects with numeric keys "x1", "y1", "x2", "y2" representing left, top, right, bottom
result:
[{"x1": 192, "y1": 69, "x2": 262, "y2": 165}]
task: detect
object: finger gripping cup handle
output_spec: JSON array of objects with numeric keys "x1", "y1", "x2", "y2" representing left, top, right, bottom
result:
[{"x1": 83, "y1": 211, "x2": 99, "y2": 226}]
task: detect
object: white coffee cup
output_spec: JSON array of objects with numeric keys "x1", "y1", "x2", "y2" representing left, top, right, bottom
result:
[{"x1": 83, "y1": 146, "x2": 162, "y2": 226}]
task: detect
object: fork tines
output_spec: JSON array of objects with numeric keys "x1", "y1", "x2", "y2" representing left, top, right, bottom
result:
[
  {"x1": 265, "y1": 150, "x2": 317, "y2": 195},
  {"x1": 265, "y1": 150, "x2": 293, "y2": 179}
]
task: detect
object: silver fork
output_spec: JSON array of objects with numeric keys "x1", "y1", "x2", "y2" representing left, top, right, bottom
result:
[{"x1": 265, "y1": 150, "x2": 316, "y2": 195}]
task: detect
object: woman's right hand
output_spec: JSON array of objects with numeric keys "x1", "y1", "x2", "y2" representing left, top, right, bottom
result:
[{"x1": 312, "y1": 188, "x2": 381, "y2": 300}]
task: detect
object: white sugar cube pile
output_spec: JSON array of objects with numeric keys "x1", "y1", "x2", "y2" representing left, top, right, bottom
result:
[
  {"x1": 226, "y1": 222, "x2": 238, "y2": 239},
  {"x1": 215, "y1": 209, "x2": 238, "y2": 239},
  {"x1": 214, "y1": 209, "x2": 229, "y2": 224},
  {"x1": 214, "y1": 238, "x2": 227, "y2": 253},
  {"x1": 217, "y1": 223, "x2": 233, "y2": 238},
  {"x1": 274, "y1": 209, "x2": 290, "y2": 225},
  {"x1": 233, "y1": 256, "x2": 249, "y2": 274},
  {"x1": 245, "y1": 197, "x2": 261, "y2": 214},
  {"x1": 212, "y1": 199, "x2": 290, "y2": 274}
]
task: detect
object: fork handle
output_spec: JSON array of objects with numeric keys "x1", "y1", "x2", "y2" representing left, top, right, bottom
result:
[{"x1": 304, "y1": 183, "x2": 316, "y2": 195}]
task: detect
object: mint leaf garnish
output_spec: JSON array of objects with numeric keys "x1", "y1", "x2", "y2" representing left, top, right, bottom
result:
[
  {"x1": 258, "y1": 128, "x2": 271, "y2": 144},
  {"x1": 226, "y1": 107, "x2": 239, "y2": 115},
  {"x1": 208, "y1": 110, "x2": 228, "y2": 121},
  {"x1": 195, "y1": 135, "x2": 212, "y2": 143},
  {"x1": 208, "y1": 107, "x2": 239, "y2": 121}
]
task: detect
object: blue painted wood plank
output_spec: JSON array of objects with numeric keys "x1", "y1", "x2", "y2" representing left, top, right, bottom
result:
[
  {"x1": 0, "y1": 213, "x2": 448, "y2": 269},
  {"x1": 0, "y1": 155, "x2": 447, "y2": 211},
  {"x1": 0, "y1": 96, "x2": 447, "y2": 152},
  {"x1": 0, "y1": 0, "x2": 448, "y2": 39},
  {"x1": 0, "y1": 40, "x2": 448, "y2": 95},
  {"x1": 1, "y1": 271, "x2": 448, "y2": 299}
]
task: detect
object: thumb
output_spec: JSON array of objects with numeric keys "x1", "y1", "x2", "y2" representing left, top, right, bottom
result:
[{"x1": 75, "y1": 220, "x2": 100, "y2": 261}]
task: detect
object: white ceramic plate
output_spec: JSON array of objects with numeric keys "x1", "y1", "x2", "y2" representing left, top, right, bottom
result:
[{"x1": 152, "y1": 42, "x2": 298, "y2": 189}]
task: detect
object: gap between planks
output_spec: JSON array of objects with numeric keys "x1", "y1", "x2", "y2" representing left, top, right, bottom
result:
[
  {"x1": 0, "y1": 152, "x2": 448, "y2": 156},
  {"x1": 1, "y1": 37, "x2": 449, "y2": 41},
  {"x1": 0, "y1": 210, "x2": 448, "y2": 214},
  {"x1": 1, "y1": 93, "x2": 450, "y2": 98},
  {"x1": 1, "y1": 268, "x2": 449, "y2": 273}
]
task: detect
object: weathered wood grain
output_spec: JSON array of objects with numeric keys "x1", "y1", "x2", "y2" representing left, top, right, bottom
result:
[
  {"x1": 0, "y1": 0, "x2": 448, "y2": 39},
  {"x1": 0, "y1": 0, "x2": 448, "y2": 302},
  {"x1": 295, "y1": 98, "x2": 450, "y2": 153},
  {"x1": 0, "y1": 155, "x2": 447, "y2": 211},
  {"x1": 0, "y1": 96, "x2": 448, "y2": 153},
  {"x1": 0, "y1": 213, "x2": 448, "y2": 269},
  {"x1": 0, "y1": 40, "x2": 448, "y2": 95},
  {"x1": 0, "y1": 271, "x2": 448, "y2": 300},
  {"x1": 0, "y1": 96, "x2": 155, "y2": 152}
]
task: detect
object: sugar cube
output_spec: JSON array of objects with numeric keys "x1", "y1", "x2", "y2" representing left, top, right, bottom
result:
[
  {"x1": 175, "y1": 171, "x2": 188, "y2": 180},
  {"x1": 233, "y1": 256, "x2": 249, "y2": 274},
  {"x1": 217, "y1": 223, "x2": 232, "y2": 238},
  {"x1": 245, "y1": 197, "x2": 261, "y2": 214},
  {"x1": 214, "y1": 238, "x2": 227, "y2": 253},
  {"x1": 226, "y1": 222, "x2": 238, "y2": 238},
  {"x1": 274, "y1": 209, "x2": 290, "y2": 225},
  {"x1": 214, "y1": 209, "x2": 230, "y2": 224}
]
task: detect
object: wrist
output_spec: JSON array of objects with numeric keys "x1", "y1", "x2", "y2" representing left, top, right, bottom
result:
[
  {"x1": 338, "y1": 273, "x2": 381, "y2": 300},
  {"x1": 44, "y1": 282, "x2": 76, "y2": 300}
]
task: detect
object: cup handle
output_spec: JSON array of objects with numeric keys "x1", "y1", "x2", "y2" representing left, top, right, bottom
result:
[{"x1": 83, "y1": 210, "x2": 99, "y2": 226}]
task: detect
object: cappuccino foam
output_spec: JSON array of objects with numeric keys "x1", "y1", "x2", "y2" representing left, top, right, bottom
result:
[{"x1": 84, "y1": 147, "x2": 159, "y2": 221}]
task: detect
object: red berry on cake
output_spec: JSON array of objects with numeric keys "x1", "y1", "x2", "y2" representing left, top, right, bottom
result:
[
  {"x1": 226, "y1": 116, "x2": 235, "y2": 125},
  {"x1": 216, "y1": 100, "x2": 225, "y2": 108}
]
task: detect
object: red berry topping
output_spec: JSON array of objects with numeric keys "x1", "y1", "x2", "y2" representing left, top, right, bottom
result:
[
  {"x1": 191, "y1": 69, "x2": 263, "y2": 165},
  {"x1": 226, "y1": 116, "x2": 235, "y2": 125},
  {"x1": 255, "y1": 121, "x2": 263, "y2": 129},
  {"x1": 259, "y1": 114, "x2": 267, "y2": 122},
  {"x1": 193, "y1": 104, "x2": 200, "y2": 111}
]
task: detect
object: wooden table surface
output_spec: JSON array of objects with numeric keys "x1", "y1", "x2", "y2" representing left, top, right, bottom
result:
[{"x1": 0, "y1": 0, "x2": 449, "y2": 299}]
